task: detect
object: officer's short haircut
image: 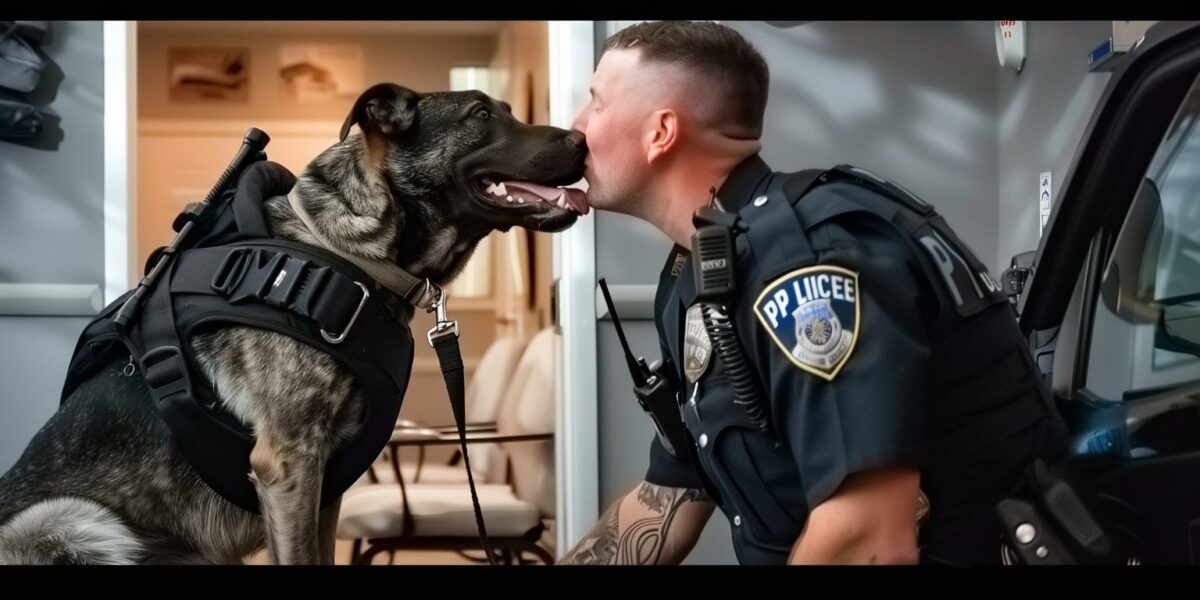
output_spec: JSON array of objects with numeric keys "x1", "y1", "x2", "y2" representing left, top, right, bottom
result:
[{"x1": 603, "y1": 21, "x2": 770, "y2": 139}]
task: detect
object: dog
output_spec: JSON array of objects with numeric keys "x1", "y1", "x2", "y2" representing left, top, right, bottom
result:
[{"x1": 0, "y1": 83, "x2": 589, "y2": 565}]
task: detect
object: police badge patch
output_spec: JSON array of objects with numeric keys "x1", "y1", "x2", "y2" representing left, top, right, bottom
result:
[{"x1": 753, "y1": 265, "x2": 860, "y2": 380}]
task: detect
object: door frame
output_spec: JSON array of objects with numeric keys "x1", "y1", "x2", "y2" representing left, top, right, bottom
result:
[
  {"x1": 103, "y1": 20, "x2": 137, "y2": 304},
  {"x1": 549, "y1": 20, "x2": 599, "y2": 556}
]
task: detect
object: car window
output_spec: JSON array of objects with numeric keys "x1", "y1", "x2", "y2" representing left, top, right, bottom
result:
[{"x1": 1087, "y1": 72, "x2": 1200, "y2": 400}]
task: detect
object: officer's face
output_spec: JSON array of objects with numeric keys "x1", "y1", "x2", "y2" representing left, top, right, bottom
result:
[{"x1": 571, "y1": 49, "x2": 659, "y2": 214}]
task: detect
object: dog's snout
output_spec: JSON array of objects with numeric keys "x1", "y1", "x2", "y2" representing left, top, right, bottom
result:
[{"x1": 564, "y1": 130, "x2": 587, "y2": 151}]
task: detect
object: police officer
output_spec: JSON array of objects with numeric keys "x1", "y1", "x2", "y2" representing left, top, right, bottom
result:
[{"x1": 558, "y1": 21, "x2": 1068, "y2": 566}]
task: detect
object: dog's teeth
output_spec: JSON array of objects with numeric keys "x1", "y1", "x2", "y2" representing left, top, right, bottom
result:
[
  {"x1": 506, "y1": 195, "x2": 514, "y2": 202},
  {"x1": 485, "y1": 182, "x2": 498, "y2": 195},
  {"x1": 494, "y1": 183, "x2": 507, "y2": 197},
  {"x1": 517, "y1": 197, "x2": 525, "y2": 204}
]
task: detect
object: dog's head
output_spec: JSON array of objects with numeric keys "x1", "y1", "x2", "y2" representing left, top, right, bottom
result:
[{"x1": 340, "y1": 83, "x2": 589, "y2": 235}]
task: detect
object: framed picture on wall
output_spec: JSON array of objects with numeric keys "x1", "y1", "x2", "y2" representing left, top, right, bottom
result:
[
  {"x1": 279, "y1": 44, "x2": 364, "y2": 104},
  {"x1": 167, "y1": 47, "x2": 250, "y2": 103}
]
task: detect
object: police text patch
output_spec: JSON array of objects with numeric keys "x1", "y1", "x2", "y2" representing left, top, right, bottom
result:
[{"x1": 753, "y1": 265, "x2": 860, "y2": 380}]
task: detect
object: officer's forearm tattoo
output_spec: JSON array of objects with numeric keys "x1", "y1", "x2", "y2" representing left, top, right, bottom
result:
[
  {"x1": 558, "y1": 499, "x2": 620, "y2": 565},
  {"x1": 636, "y1": 481, "x2": 680, "y2": 513},
  {"x1": 559, "y1": 482, "x2": 711, "y2": 565}
]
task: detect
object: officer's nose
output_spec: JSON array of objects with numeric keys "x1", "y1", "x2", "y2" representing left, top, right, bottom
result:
[{"x1": 571, "y1": 108, "x2": 589, "y2": 138}]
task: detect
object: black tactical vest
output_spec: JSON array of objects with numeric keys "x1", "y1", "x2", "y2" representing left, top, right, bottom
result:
[
  {"x1": 659, "y1": 162, "x2": 1064, "y2": 564},
  {"x1": 60, "y1": 160, "x2": 413, "y2": 513}
]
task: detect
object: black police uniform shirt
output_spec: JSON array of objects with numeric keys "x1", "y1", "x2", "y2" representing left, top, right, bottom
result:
[{"x1": 644, "y1": 154, "x2": 1067, "y2": 565}]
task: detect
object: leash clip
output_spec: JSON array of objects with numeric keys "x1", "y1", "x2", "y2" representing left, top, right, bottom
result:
[{"x1": 426, "y1": 283, "x2": 459, "y2": 346}]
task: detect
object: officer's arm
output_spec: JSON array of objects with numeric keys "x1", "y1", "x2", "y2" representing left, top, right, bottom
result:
[
  {"x1": 787, "y1": 466, "x2": 923, "y2": 565},
  {"x1": 558, "y1": 481, "x2": 715, "y2": 565}
]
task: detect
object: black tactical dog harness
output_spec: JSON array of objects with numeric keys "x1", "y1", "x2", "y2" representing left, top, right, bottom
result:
[
  {"x1": 60, "y1": 143, "x2": 421, "y2": 515},
  {"x1": 56, "y1": 131, "x2": 494, "y2": 559}
]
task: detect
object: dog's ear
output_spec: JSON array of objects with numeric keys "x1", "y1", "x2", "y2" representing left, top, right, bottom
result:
[{"x1": 340, "y1": 83, "x2": 419, "y2": 142}]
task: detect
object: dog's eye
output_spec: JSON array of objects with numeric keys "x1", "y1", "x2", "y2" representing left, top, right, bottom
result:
[{"x1": 474, "y1": 109, "x2": 491, "y2": 120}]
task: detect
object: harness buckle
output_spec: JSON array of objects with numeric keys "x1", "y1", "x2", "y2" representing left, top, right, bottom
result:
[
  {"x1": 141, "y1": 346, "x2": 193, "y2": 404},
  {"x1": 319, "y1": 280, "x2": 370, "y2": 345}
]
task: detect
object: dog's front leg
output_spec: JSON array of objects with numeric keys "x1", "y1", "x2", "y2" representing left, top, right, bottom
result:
[
  {"x1": 194, "y1": 327, "x2": 360, "y2": 565},
  {"x1": 250, "y1": 432, "x2": 325, "y2": 565}
]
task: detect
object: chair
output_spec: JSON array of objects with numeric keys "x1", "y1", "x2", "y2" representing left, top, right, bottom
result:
[
  {"x1": 359, "y1": 335, "x2": 526, "y2": 487},
  {"x1": 337, "y1": 327, "x2": 559, "y2": 565}
]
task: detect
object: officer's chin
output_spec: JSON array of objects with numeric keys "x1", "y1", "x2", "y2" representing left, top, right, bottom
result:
[{"x1": 579, "y1": 179, "x2": 628, "y2": 215}]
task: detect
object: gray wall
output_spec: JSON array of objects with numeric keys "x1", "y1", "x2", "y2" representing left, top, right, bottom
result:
[
  {"x1": 733, "y1": 21, "x2": 1001, "y2": 270},
  {"x1": 592, "y1": 20, "x2": 1113, "y2": 564},
  {"x1": 0, "y1": 21, "x2": 106, "y2": 473},
  {"x1": 996, "y1": 21, "x2": 1113, "y2": 273}
]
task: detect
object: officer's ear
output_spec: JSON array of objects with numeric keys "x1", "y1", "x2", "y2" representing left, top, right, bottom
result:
[
  {"x1": 646, "y1": 109, "x2": 679, "y2": 164},
  {"x1": 340, "y1": 83, "x2": 420, "y2": 142}
]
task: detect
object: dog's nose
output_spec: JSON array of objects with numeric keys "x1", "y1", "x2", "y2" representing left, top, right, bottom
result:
[{"x1": 565, "y1": 130, "x2": 587, "y2": 151}]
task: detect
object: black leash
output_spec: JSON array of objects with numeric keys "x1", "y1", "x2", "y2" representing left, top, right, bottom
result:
[{"x1": 427, "y1": 290, "x2": 498, "y2": 565}]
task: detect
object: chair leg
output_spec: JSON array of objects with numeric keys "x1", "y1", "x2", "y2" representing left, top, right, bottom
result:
[
  {"x1": 354, "y1": 538, "x2": 555, "y2": 566},
  {"x1": 355, "y1": 542, "x2": 388, "y2": 565},
  {"x1": 454, "y1": 549, "x2": 493, "y2": 563},
  {"x1": 350, "y1": 539, "x2": 363, "y2": 564},
  {"x1": 414, "y1": 445, "x2": 426, "y2": 483},
  {"x1": 522, "y1": 542, "x2": 556, "y2": 565}
]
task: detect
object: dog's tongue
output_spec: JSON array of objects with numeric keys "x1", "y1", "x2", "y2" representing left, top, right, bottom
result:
[{"x1": 504, "y1": 181, "x2": 590, "y2": 215}]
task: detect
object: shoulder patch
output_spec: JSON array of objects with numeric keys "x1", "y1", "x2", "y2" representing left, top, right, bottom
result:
[{"x1": 753, "y1": 265, "x2": 860, "y2": 381}]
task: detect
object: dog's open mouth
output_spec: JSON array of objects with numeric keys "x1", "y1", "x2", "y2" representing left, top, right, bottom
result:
[{"x1": 478, "y1": 178, "x2": 590, "y2": 215}]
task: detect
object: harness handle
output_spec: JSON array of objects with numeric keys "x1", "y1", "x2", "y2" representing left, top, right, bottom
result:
[{"x1": 113, "y1": 128, "x2": 271, "y2": 330}]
